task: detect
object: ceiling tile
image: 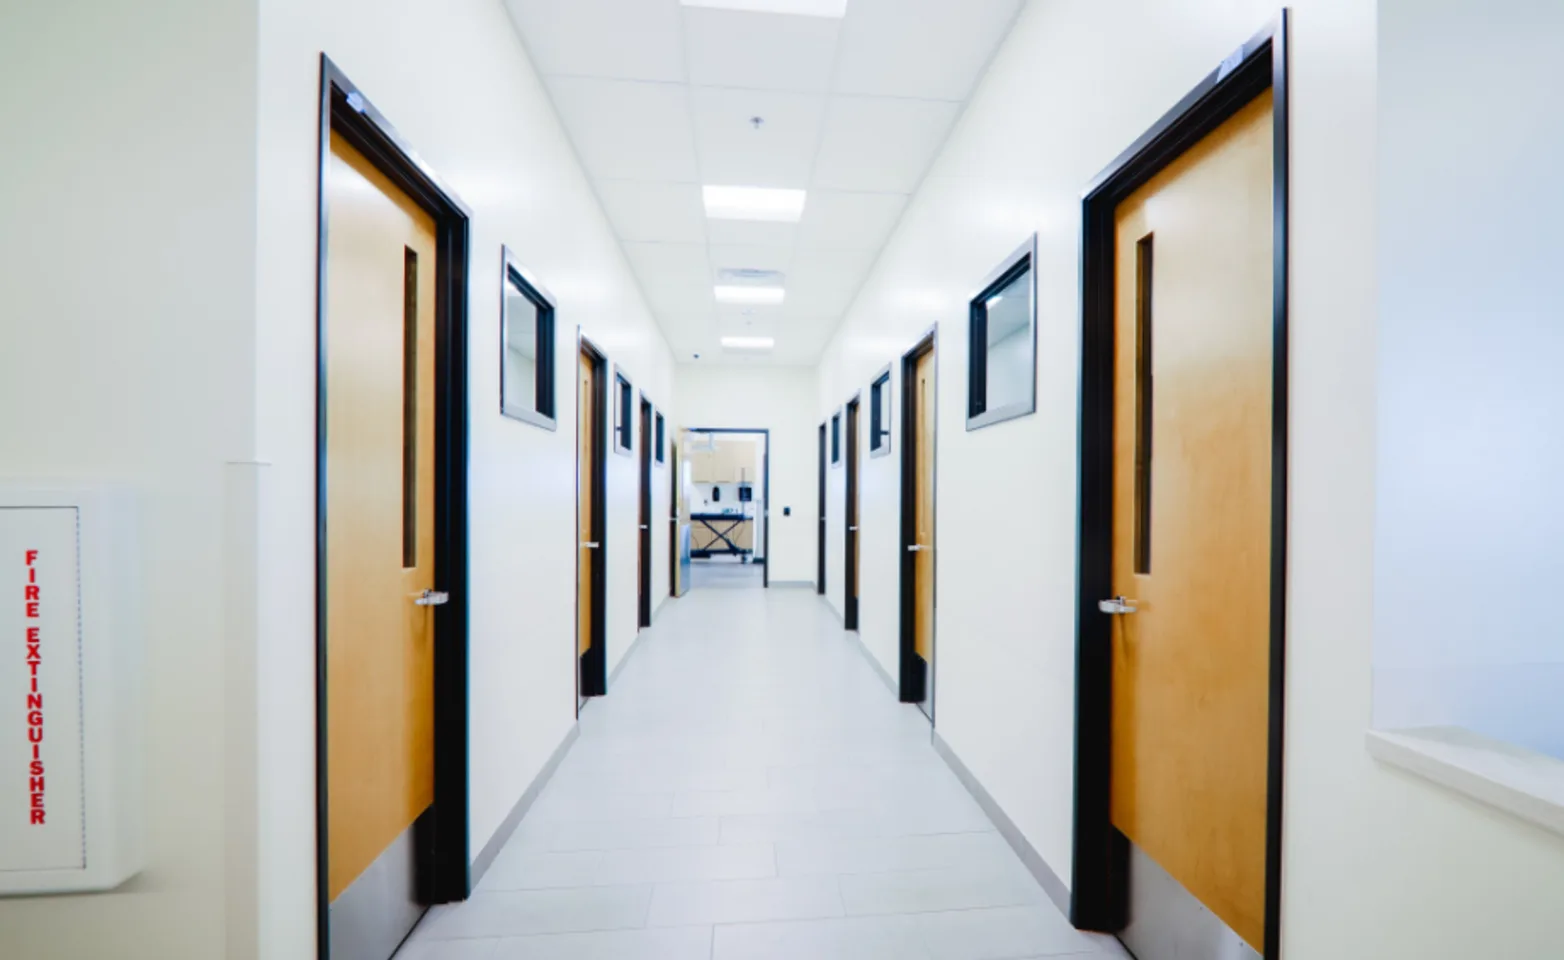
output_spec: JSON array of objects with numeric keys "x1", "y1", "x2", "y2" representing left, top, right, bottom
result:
[
  {"x1": 683, "y1": 7, "x2": 842, "y2": 93},
  {"x1": 784, "y1": 277, "x2": 860, "y2": 317},
  {"x1": 547, "y1": 78, "x2": 698, "y2": 182},
  {"x1": 832, "y1": 0, "x2": 1022, "y2": 100},
  {"x1": 596, "y1": 181, "x2": 707, "y2": 243},
  {"x1": 811, "y1": 96, "x2": 960, "y2": 193},
  {"x1": 706, "y1": 219, "x2": 799, "y2": 247},
  {"x1": 717, "y1": 303, "x2": 788, "y2": 324},
  {"x1": 505, "y1": 0, "x2": 686, "y2": 82},
  {"x1": 622, "y1": 242, "x2": 716, "y2": 318},
  {"x1": 795, "y1": 189, "x2": 907, "y2": 249},
  {"x1": 785, "y1": 246, "x2": 877, "y2": 315},
  {"x1": 692, "y1": 88, "x2": 826, "y2": 187}
]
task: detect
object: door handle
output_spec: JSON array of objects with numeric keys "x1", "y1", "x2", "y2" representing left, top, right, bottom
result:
[
  {"x1": 849, "y1": 526, "x2": 859, "y2": 532},
  {"x1": 907, "y1": 544, "x2": 928, "y2": 552},
  {"x1": 1098, "y1": 596, "x2": 1138, "y2": 615},
  {"x1": 639, "y1": 525, "x2": 649, "y2": 530},
  {"x1": 414, "y1": 590, "x2": 449, "y2": 607},
  {"x1": 581, "y1": 542, "x2": 600, "y2": 549}
]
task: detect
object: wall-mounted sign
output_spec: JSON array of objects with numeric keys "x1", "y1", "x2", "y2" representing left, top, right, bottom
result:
[
  {"x1": 1, "y1": 507, "x2": 87, "y2": 872},
  {"x1": 0, "y1": 487, "x2": 141, "y2": 896}
]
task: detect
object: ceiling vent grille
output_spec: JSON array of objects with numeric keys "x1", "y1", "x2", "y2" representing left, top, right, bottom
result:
[{"x1": 717, "y1": 267, "x2": 785, "y2": 285}]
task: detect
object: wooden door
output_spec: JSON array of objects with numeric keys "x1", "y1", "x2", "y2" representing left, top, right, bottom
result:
[
  {"x1": 912, "y1": 348, "x2": 936, "y2": 713},
  {"x1": 1108, "y1": 91, "x2": 1274, "y2": 950},
  {"x1": 638, "y1": 399, "x2": 652, "y2": 628},
  {"x1": 578, "y1": 349, "x2": 597, "y2": 666},
  {"x1": 324, "y1": 130, "x2": 437, "y2": 909},
  {"x1": 817, "y1": 423, "x2": 827, "y2": 593},
  {"x1": 844, "y1": 399, "x2": 861, "y2": 629},
  {"x1": 669, "y1": 438, "x2": 680, "y2": 597}
]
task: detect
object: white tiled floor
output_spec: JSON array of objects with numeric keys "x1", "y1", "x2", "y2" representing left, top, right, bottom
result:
[
  {"x1": 688, "y1": 558, "x2": 764, "y2": 591},
  {"x1": 398, "y1": 583, "x2": 1127, "y2": 959}
]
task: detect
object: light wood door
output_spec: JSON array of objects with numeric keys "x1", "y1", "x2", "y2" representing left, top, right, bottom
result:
[
  {"x1": 1108, "y1": 91, "x2": 1274, "y2": 950},
  {"x1": 638, "y1": 400, "x2": 652, "y2": 627},
  {"x1": 845, "y1": 399, "x2": 861, "y2": 628},
  {"x1": 913, "y1": 348, "x2": 936, "y2": 663},
  {"x1": 578, "y1": 349, "x2": 596, "y2": 658},
  {"x1": 324, "y1": 130, "x2": 438, "y2": 902}
]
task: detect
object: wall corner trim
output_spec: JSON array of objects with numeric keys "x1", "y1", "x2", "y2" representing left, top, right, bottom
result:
[
  {"x1": 470, "y1": 723, "x2": 580, "y2": 887},
  {"x1": 932, "y1": 731, "x2": 1072, "y2": 919}
]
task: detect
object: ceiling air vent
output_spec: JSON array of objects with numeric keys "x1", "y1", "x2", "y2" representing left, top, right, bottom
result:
[{"x1": 718, "y1": 268, "x2": 785, "y2": 285}]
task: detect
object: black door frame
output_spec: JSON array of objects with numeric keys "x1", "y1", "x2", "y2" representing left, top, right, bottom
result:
[
  {"x1": 577, "y1": 335, "x2": 609, "y2": 699},
  {"x1": 843, "y1": 394, "x2": 862, "y2": 630},
  {"x1": 1068, "y1": 14, "x2": 1290, "y2": 958},
  {"x1": 637, "y1": 393, "x2": 654, "y2": 628},
  {"x1": 689, "y1": 427, "x2": 770, "y2": 588},
  {"x1": 314, "y1": 56, "x2": 474, "y2": 956},
  {"x1": 669, "y1": 434, "x2": 680, "y2": 598},
  {"x1": 897, "y1": 328, "x2": 938, "y2": 716},
  {"x1": 817, "y1": 421, "x2": 827, "y2": 595}
]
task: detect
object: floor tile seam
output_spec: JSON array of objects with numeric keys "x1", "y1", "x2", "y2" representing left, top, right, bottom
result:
[{"x1": 832, "y1": 894, "x2": 1061, "y2": 921}]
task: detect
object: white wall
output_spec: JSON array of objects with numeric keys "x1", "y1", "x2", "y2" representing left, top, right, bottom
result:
[
  {"x1": 1373, "y1": 0, "x2": 1564, "y2": 758},
  {"x1": 0, "y1": 2, "x2": 258, "y2": 957},
  {"x1": 247, "y1": 0, "x2": 674, "y2": 956},
  {"x1": 814, "y1": 0, "x2": 1564, "y2": 956},
  {"x1": 3, "y1": 4, "x2": 675, "y2": 955},
  {"x1": 674, "y1": 365, "x2": 818, "y2": 584}
]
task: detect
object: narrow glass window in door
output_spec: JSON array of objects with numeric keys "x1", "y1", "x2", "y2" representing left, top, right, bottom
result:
[
  {"x1": 402, "y1": 246, "x2": 419, "y2": 568},
  {"x1": 1133, "y1": 234, "x2": 1154, "y2": 575}
]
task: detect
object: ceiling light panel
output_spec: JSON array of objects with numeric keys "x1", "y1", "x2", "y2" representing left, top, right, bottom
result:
[
  {"x1": 681, "y1": 0, "x2": 847, "y2": 19},
  {"x1": 721, "y1": 336, "x2": 777, "y2": 350},
  {"x1": 703, "y1": 185, "x2": 807, "y2": 222},
  {"x1": 714, "y1": 286, "x2": 786, "y2": 305}
]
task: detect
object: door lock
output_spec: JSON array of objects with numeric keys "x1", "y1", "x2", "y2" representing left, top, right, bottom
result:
[
  {"x1": 1098, "y1": 596, "x2": 1138, "y2": 615},
  {"x1": 414, "y1": 590, "x2": 450, "y2": 607}
]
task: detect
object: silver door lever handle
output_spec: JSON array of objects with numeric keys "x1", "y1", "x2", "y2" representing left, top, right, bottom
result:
[
  {"x1": 581, "y1": 542, "x2": 600, "y2": 549},
  {"x1": 907, "y1": 544, "x2": 928, "y2": 552},
  {"x1": 415, "y1": 590, "x2": 449, "y2": 607},
  {"x1": 1098, "y1": 596, "x2": 1138, "y2": 615},
  {"x1": 849, "y1": 526, "x2": 859, "y2": 532}
]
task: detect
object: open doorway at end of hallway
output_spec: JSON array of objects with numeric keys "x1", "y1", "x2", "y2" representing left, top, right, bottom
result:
[{"x1": 684, "y1": 427, "x2": 770, "y2": 591}]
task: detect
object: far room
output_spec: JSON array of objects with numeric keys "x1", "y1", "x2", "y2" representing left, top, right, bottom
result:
[{"x1": 682, "y1": 430, "x2": 767, "y2": 590}]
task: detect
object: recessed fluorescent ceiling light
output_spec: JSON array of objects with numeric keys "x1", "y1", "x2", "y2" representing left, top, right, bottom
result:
[
  {"x1": 703, "y1": 185, "x2": 807, "y2": 223},
  {"x1": 722, "y1": 336, "x2": 776, "y2": 350},
  {"x1": 715, "y1": 286, "x2": 786, "y2": 306},
  {"x1": 681, "y1": 0, "x2": 848, "y2": 18}
]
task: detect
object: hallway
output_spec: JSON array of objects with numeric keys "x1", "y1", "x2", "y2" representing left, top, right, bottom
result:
[
  {"x1": 398, "y1": 585, "x2": 1125, "y2": 959},
  {"x1": 688, "y1": 559, "x2": 763, "y2": 591}
]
